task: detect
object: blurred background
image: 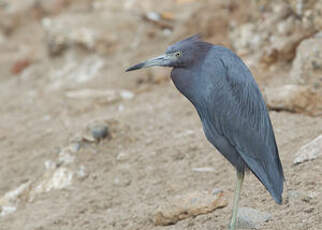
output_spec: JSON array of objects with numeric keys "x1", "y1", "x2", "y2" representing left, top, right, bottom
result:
[{"x1": 0, "y1": 0, "x2": 321, "y2": 229}]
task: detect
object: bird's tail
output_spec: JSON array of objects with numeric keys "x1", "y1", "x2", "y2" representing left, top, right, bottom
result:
[{"x1": 240, "y1": 149, "x2": 284, "y2": 204}]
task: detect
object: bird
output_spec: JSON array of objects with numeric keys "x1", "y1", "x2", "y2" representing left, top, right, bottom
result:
[{"x1": 126, "y1": 35, "x2": 284, "y2": 230}]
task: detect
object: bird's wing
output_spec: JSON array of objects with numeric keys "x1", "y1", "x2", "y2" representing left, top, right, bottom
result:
[{"x1": 208, "y1": 54, "x2": 284, "y2": 203}]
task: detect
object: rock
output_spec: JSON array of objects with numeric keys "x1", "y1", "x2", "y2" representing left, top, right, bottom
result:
[
  {"x1": 69, "y1": 141, "x2": 81, "y2": 152},
  {"x1": 58, "y1": 147, "x2": 75, "y2": 165},
  {"x1": 229, "y1": 23, "x2": 263, "y2": 56},
  {"x1": 271, "y1": 2, "x2": 293, "y2": 21},
  {"x1": 76, "y1": 165, "x2": 87, "y2": 179},
  {"x1": 287, "y1": 190, "x2": 302, "y2": 201},
  {"x1": 290, "y1": 36, "x2": 322, "y2": 89},
  {"x1": 192, "y1": 167, "x2": 215, "y2": 172},
  {"x1": 90, "y1": 123, "x2": 109, "y2": 141},
  {"x1": 154, "y1": 190, "x2": 227, "y2": 226},
  {"x1": 229, "y1": 2, "x2": 293, "y2": 58},
  {"x1": 55, "y1": 142, "x2": 81, "y2": 166},
  {"x1": 44, "y1": 160, "x2": 56, "y2": 170},
  {"x1": 41, "y1": 10, "x2": 139, "y2": 56},
  {"x1": 79, "y1": 119, "x2": 118, "y2": 143},
  {"x1": 142, "y1": 11, "x2": 173, "y2": 30},
  {"x1": 0, "y1": 206, "x2": 16, "y2": 217},
  {"x1": 229, "y1": 1, "x2": 319, "y2": 66},
  {"x1": 174, "y1": 130, "x2": 195, "y2": 138},
  {"x1": 65, "y1": 89, "x2": 119, "y2": 103},
  {"x1": 65, "y1": 89, "x2": 134, "y2": 103},
  {"x1": 37, "y1": 53, "x2": 106, "y2": 91},
  {"x1": 237, "y1": 207, "x2": 272, "y2": 229},
  {"x1": 212, "y1": 188, "x2": 223, "y2": 195},
  {"x1": 277, "y1": 16, "x2": 296, "y2": 36},
  {"x1": 0, "y1": 127, "x2": 85, "y2": 217},
  {"x1": 287, "y1": 190, "x2": 314, "y2": 203},
  {"x1": 116, "y1": 152, "x2": 129, "y2": 161},
  {"x1": 263, "y1": 84, "x2": 322, "y2": 116},
  {"x1": 312, "y1": 1, "x2": 322, "y2": 31},
  {"x1": 42, "y1": 15, "x2": 117, "y2": 56},
  {"x1": 0, "y1": 182, "x2": 31, "y2": 217},
  {"x1": 118, "y1": 104, "x2": 125, "y2": 112},
  {"x1": 11, "y1": 59, "x2": 31, "y2": 75},
  {"x1": 0, "y1": 167, "x2": 73, "y2": 205},
  {"x1": 293, "y1": 135, "x2": 322, "y2": 164},
  {"x1": 27, "y1": 167, "x2": 73, "y2": 202},
  {"x1": 286, "y1": 0, "x2": 318, "y2": 16},
  {"x1": 145, "y1": 12, "x2": 161, "y2": 22},
  {"x1": 34, "y1": 167, "x2": 73, "y2": 193},
  {"x1": 0, "y1": 182, "x2": 31, "y2": 204},
  {"x1": 261, "y1": 31, "x2": 312, "y2": 64},
  {"x1": 120, "y1": 90, "x2": 134, "y2": 100}
]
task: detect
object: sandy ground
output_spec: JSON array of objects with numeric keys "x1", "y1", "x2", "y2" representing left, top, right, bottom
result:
[{"x1": 0, "y1": 1, "x2": 321, "y2": 230}]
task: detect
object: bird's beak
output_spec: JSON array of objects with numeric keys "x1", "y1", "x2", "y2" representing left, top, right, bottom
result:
[{"x1": 126, "y1": 54, "x2": 173, "y2": 72}]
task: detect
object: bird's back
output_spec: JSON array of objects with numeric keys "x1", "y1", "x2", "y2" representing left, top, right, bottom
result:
[{"x1": 172, "y1": 45, "x2": 284, "y2": 203}]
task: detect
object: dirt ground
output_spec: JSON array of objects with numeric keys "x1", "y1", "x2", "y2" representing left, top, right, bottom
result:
[{"x1": 0, "y1": 1, "x2": 321, "y2": 230}]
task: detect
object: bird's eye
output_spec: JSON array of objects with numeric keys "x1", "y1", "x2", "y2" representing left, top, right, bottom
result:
[{"x1": 175, "y1": 51, "x2": 181, "y2": 57}]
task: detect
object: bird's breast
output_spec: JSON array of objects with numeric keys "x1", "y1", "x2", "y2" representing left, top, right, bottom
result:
[{"x1": 171, "y1": 67, "x2": 207, "y2": 106}]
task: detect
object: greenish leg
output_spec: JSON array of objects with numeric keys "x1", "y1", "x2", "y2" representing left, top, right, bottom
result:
[{"x1": 229, "y1": 170, "x2": 245, "y2": 230}]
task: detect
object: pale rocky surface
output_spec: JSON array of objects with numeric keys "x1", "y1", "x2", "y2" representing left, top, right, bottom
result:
[
  {"x1": 264, "y1": 84, "x2": 322, "y2": 116},
  {"x1": 294, "y1": 135, "x2": 322, "y2": 164},
  {"x1": 229, "y1": 1, "x2": 318, "y2": 65},
  {"x1": 153, "y1": 191, "x2": 227, "y2": 226},
  {"x1": 237, "y1": 207, "x2": 272, "y2": 229},
  {"x1": 290, "y1": 36, "x2": 322, "y2": 89},
  {"x1": 287, "y1": 189, "x2": 317, "y2": 203},
  {"x1": 262, "y1": 35, "x2": 322, "y2": 116},
  {"x1": 0, "y1": 1, "x2": 322, "y2": 230}
]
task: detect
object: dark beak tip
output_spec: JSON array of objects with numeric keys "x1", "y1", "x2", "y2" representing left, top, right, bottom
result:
[{"x1": 125, "y1": 63, "x2": 145, "y2": 72}]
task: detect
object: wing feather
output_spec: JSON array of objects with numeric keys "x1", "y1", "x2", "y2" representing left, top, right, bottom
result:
[{"x1": 207, "y1": 50, "x2": 284, "y2": 203}]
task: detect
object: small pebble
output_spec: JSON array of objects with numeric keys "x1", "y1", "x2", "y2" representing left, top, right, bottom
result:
[
  {"x1": 212, "y1": 188, "x2": 223, "y2": 195},
  {"x1": 0, "y1": 206, "x2": 16, "y2": 216},
  {"x1": 70, "y1": 142, "x2": 81, "y2": 152},
  {"x1": 77, "y1": 165, "x2": 87, "y2": 179},
  {"x1": 44, "y1": 160, "x2": 56, "y2": 170},
  {"x1": 120, "y1": 90, "x2": 134, "y2": 100},
  {"x1": 116, "y1": 152, "x2": 129, "y2": 161},
  {"x1": 146, "y1": 12, "x2": 160, "y2": 21},
  {"x1": 91, "y1": 124, "x2": 109, "y2": 141},
  {"x1": 192, "y1": 167, "x2": 215, "y2": 172}
]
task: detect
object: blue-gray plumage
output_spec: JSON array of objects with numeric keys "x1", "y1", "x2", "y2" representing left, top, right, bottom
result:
[{"x1": 126, "y1": 35, "x2": 284, "y2": 230}]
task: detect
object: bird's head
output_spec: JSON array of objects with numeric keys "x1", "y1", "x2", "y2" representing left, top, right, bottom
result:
[{"x1": 126, "y1": 34, "x2": 210, "y2": 72}]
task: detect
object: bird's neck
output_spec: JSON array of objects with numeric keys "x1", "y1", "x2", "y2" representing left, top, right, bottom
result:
[{"x1": 171, "y1": 67, "x2": 203, "y2": 106}]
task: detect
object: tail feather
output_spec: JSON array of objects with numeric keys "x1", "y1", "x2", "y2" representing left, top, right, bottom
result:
[{"x1": 239, "y1": 149, "x2": 284, "y2": 204}]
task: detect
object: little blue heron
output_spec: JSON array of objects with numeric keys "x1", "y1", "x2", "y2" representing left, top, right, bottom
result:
[{"x1": 126, "y1": 35, "x2": 284, "y2": 230}]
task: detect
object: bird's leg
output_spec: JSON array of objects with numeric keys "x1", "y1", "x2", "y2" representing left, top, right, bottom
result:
[{"x1": 229, "y1": 170, "x2": 245, "y2": 230}]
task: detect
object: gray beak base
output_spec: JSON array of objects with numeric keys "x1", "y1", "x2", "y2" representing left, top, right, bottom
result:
[{"x1": 126, "y1": 54, "x2": 172, "y2": 72}]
